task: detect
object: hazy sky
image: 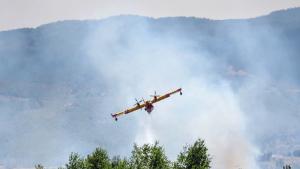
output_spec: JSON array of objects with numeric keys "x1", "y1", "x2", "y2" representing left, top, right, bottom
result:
[{"x1": 1, "y1": 0, "x2": 300, "y2": 30}]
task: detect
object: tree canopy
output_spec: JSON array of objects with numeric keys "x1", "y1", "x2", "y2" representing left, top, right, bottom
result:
[
  {"x1": 130, "y1": 141, "x2": 170, "y2": 169},
  {"x1": 174, "y1": 139, "x2": 211, "y2": 169},
  {"x1": 48, "y1": 138, "x2": 211, "y2": 169}
]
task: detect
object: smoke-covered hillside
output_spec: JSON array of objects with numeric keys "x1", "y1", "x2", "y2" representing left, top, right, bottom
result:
[{"x1": 1, "y1": 7, "x2": 300, "y2": 169}]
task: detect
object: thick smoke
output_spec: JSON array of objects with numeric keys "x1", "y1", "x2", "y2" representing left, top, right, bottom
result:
[
  {"x1": 0, "y1": 9, "x2": 300, "y2": 169},
  {"x1": 82, "y1": 16, "x2": 260, "y2": 169}
]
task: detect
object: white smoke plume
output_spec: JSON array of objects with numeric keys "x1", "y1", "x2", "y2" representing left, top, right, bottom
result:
[
  {"x1": 1, "y1": 9, "x2": 300, "y2": 168},
  {"x1": 83, "y1": 16, "x2": 260, "y2": 169}
]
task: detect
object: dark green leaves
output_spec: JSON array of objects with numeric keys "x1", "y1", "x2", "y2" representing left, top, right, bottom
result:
[
  {"x1": 41, "y1": 138, "x2": 211, "y2": 169},
  {"x1": 174, "y1": 139, "x2": 211, "y2": 169}
]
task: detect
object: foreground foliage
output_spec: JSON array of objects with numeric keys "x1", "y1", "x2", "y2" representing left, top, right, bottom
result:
[
  {"x1": 37, "y1": 139, "x2": 210, "y2": 169},
  {"x1": 174, "y1": 139, "x2": 211, "y2": 169}
]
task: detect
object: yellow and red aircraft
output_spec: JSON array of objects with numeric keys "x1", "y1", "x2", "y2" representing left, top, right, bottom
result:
[{"x1": 111, "y1": 88, "x2": 182, "y2": 121}]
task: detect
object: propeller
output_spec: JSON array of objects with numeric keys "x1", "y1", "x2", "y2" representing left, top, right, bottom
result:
[
  {"x1": 150, "y1": 91, "x2": 160, "y2": 98},
  {"x1": 142, "y1": 97, "x2": 146, "y2": 102},
  {"x1": 134, "y1": 98, "x2": 143, "y2": 106}
]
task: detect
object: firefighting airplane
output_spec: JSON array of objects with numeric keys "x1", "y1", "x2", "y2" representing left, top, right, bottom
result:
[{"x1": 111, "y1": 88, "x2": 182, "y2": 121}]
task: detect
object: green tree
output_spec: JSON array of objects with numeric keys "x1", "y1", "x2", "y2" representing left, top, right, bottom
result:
[
  {"x1": 111, "y1": 156, "x2": 130, "y2": 169},
  {"x1": 149, "y1": 142, "x2": 170, "y2": 169},
  {"x1": 174, "y1": 139, "x2": 211, "y2": 169},
  {"x1": 65, "y1": 153, "x2": 86, "y2": 169},
  {"x1": 130, "y1": 141, "x2": 170, "y2": 169},
  {"x1": 35, "y1": 164, "x2": 44, "y2": 169},
  {"x1": 86, "y1": 147, "x2": 112, "y2": 169}
]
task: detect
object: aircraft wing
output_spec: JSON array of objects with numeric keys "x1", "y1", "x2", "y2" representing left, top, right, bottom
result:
[
  {"x1": 111, "y1": 102, "x2": 147, "y2": 119},
  {"x1": 151, "y1": 88, "x2": 182, "y2": 104},
  {"x1": 111, "y1": 88, "x2": 182, "y2": 120}
]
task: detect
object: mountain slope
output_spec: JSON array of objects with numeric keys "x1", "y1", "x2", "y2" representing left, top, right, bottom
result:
[{"x1": 0, "y1": 8, "x2": 300, "y2": 169}]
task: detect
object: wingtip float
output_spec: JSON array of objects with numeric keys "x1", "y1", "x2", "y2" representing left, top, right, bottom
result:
[{"x1": 111, "y1": 88, "x2": 182, "y2": 121}]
